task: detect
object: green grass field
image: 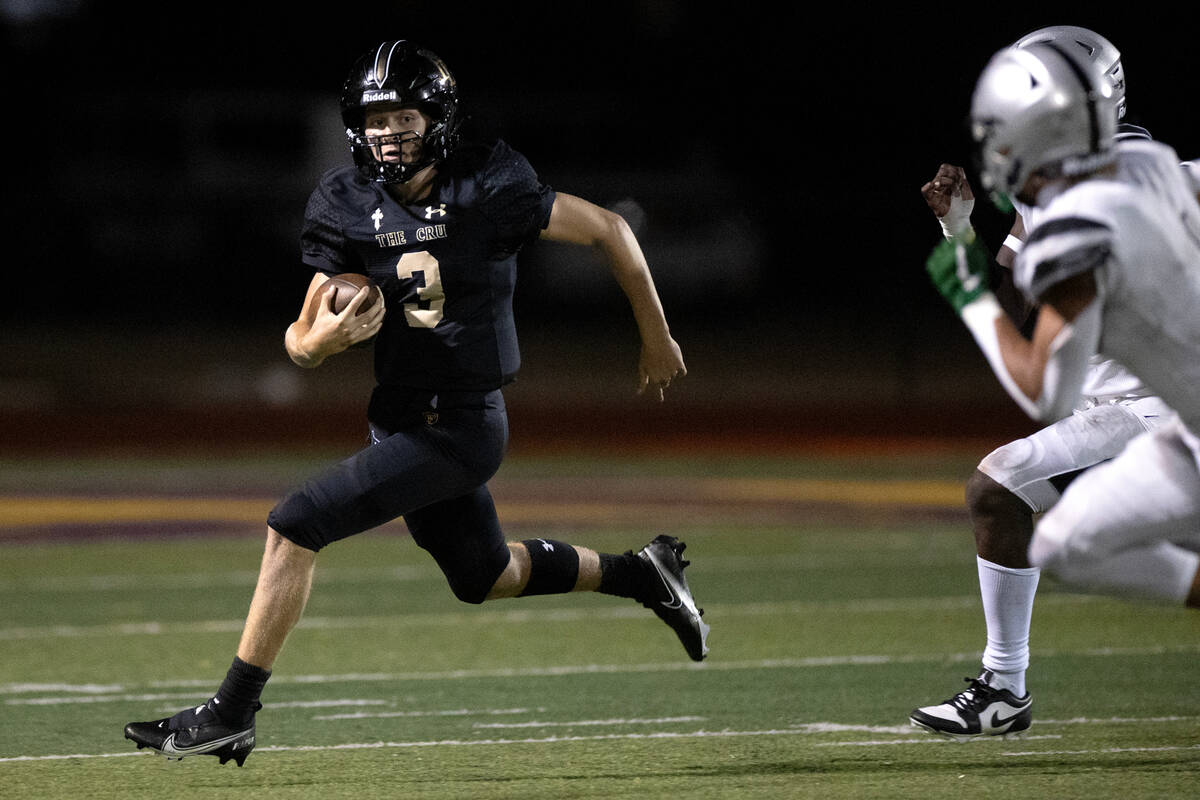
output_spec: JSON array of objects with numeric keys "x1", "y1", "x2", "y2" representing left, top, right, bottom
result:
[{"x1": 2, "y1": 449, "x2": 1198, "y2": 798}]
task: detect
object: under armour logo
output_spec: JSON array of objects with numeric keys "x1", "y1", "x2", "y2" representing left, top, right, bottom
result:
[
  {"x1": 424, "y1": 204, "x2": 446, "y2": 219},
  {"x1": 535, "y1": 538, "x2": 554, "y2": 551},
  {"x1": 372, "y1": 208, "x2": 384, "y2": 231}
]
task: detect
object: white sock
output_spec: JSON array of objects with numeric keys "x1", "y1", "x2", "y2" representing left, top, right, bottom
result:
[{"x1": 977, "y1": 556, "x2": 1040, "y2": 696}]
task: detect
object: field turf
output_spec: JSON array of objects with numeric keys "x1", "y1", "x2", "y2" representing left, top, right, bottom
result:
[{"x1": 1, "y1": 448, "x2": 1198, "y2": 798}]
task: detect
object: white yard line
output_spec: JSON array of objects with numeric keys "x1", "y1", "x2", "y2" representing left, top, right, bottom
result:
[
  {"x1": 0, "y1": 565, "x2": 433, "y2": 593},
  {"x1": 0, "y1": 682, "x2": 123, "y2": 694},
  {"x1": 315, "y1": 707, "x2": 538, "y2": 721},
  {"x1": 818, "y1": 735, "x2": 1065, "y2": 746},
  {"x1": 0, "y1": 553, "x2": 975, "y2": 592},
  {"x1": 1, "y1": 751, "x2": 150, "y2": 763},
  {"x1": 0, "y1": 593, "x2": 1104, "y2": 642},
  {"x1": 1002, "y1": 744, "x2": 1200, "y2": 757},
  {"x1": 8, "y1": 692, "x2": 219, "y2": 706},
  {"x1": 5, "y1": 722, "x2": 1198, "y2": 763},
  {"x1": 250, "y1": 699, "x2": 390, "y2": 709},
  {"x1": 790, "y1": 722, "x2": 924, "y2": 735},
  {"x1": 472, "y1": 716, "x2": 705, "y2": 729},
  {"x1": 813, "y1": 716, "x2": 1200, "y2": 747},
  {"x1": 1036, "y1": 715, "x2": 1200, "y2": 725},
  {"x1": 0, "y1": 729, "x2": 940, "y2": 763},
  {"x1": 7, "y1": 644, "x2": 1200, "y2": 701}
]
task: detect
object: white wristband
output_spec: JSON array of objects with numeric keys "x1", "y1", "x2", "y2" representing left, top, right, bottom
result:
[{"x1": 1002, "y1": 234, "x2": 1024, "y2": 254}]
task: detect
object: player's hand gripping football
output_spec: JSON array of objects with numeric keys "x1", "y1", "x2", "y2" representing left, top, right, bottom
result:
[
  {"x1": 637, "y1": 334, "x2": 687, "y2": 403},
  {"x1": 307, "y1": 285, "x2": 386, "y2": 357},
  {"x1": 922, "y1": 163, "x2": 975, "y2": 239}
]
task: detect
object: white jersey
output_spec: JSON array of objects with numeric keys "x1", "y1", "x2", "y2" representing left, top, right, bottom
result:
[
  {"x1": 1015, "y1": 139, "x2": 1200, "y2": 432},
  {"x1": 1015, "y1": 212, "x2": 1148, "y2": 401},
  {"x1": 1183, "y1": 160, "x2": 1200, "y2": 196},
  {"x1": 1009, "y1": 126, "x2": 1190, "y2": 405}
]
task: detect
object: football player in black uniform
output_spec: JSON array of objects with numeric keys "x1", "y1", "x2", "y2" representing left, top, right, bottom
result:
[{"x1": 124, "y1": 40, "x2": 704, "y2": 767}]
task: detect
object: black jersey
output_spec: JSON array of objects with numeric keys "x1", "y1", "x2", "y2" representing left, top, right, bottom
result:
[{"x1": 300, "y1": 139, "x2": 556, "y2": 392}]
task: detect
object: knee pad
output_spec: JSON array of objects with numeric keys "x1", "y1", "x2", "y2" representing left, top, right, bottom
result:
[
  {"x1": 419, "y1": 539, "x2": 510, "y2": 605},
  {"x1": 976, "y1": 442, "x2": 1051, "y2": 513},
  {"x1": 519, "y1": 539, "x2": 580, "y2": 596},
  {"x1": 443, "y1": 567, "x2": 504, "y2": 605},
  {"x1": 406, "y1": 490, "x2": 510, "y2": 605}
]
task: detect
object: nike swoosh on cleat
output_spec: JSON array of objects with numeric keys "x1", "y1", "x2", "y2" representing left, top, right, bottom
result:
[
  {"x1": 989, "y1": 709, "x2": 1027, "y2": 730},
  {"x1": 645, "y1": 550, "x2": 684, "y2": 609},
  {"x1": 159, "y1": 729, "x2": 252, "y2": 757}
]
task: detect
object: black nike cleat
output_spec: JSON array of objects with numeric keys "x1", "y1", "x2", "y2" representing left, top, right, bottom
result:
[
  {"x1": 910, "y1": 670, "x2": 1032, "y2": 740},
  {"x1": 124, "y1": 698, "x2": 258, "y2": 766},
  {"x1": 636, "y1": 535, "x2": 710, "y2": 661}
]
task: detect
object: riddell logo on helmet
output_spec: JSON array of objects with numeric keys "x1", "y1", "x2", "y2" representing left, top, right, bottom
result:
[{"x1": 362, "y1": 90, "x2": 398, "y2": 104}]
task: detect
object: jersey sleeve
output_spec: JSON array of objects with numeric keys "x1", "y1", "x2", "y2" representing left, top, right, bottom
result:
[
  {"x1": 300, "y1": 170, "x2": 362, "y2": 275},
  {"x1": 476, "y1": 141, "x2": 556, "y2": 252},
  {"x1": 1016, "y1": 216, "x2": 1114, "y2": 301}
]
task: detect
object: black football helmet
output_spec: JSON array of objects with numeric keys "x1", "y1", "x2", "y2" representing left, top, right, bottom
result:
[{"x1": 340, "y1": 40, "x2": 461, "y2": 184}]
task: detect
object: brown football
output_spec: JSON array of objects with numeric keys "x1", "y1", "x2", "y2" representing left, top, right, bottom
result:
[{"x1": 314, "y1": 273, "x2": 378, "y2": 316}]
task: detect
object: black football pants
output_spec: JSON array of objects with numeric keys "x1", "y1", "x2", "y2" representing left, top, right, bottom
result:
[{"x1": 268, "y1": 388, "x2": 511, "y2": 603}]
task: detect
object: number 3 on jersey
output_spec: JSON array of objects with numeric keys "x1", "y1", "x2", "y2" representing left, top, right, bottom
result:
[{"x1": 395, "y1": 251, "x2": 444, "y2": 328}]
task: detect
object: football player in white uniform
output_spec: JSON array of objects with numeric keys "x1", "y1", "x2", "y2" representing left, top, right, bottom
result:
[{"x1": 913, "y1": 28, "x2": 1200, "y2": 740}]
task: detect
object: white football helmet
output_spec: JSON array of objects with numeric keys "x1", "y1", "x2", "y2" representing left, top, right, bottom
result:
[
  {"x1": 970, "y1": 42, "x2": 1117, "y2": 200},
  {"x1": 1014, "y1": 25, "x2": 1126, "y2": 119}
]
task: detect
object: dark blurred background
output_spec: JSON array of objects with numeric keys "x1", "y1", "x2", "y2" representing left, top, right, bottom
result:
[{"x1": 3, "y1": 2, "x2": 1198, "y2": 453}]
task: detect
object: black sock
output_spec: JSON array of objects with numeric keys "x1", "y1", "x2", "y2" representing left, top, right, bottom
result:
[
  {"x1": 598, "y1": 551, "x2": 650, "y2": 602},
  {"x1": 213, "y1": 656, "x2": 271, "y2": 725}
]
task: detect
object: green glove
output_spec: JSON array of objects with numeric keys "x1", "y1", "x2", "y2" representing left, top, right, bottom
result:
[
  {"x1": 989, "y1": 191, "x2": 1015, "y2": 214},
  {"x1": 925, "y1": 233, "x2": 991, "y2": 314}
]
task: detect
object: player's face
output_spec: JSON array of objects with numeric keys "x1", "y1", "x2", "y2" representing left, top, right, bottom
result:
[
  {"x1": 1015, "y1": 170, "x2": 1049, "y2": 207},
  {"x1": 363, "y1": 105, "x2": 430, "y2": 165}
]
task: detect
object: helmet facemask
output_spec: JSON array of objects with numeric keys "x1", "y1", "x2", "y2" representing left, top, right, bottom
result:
[{"x1": 346, "y1": 108, "x2": 457, "y2": 184}]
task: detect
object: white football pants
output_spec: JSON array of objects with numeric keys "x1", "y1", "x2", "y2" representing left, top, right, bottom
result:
[{"x1": 1029, "y1": 415, "x2": 1200, "y2": 602}]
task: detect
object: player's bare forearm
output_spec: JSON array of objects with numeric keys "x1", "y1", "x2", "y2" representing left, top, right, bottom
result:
[
  {"x1": 994, "y1": 312, "x2": 1049, "y2": 402},
  {"x1": 598, "y1": 226, "x2": 686, "y2": 399},
  {"x1": 285, "y1": 321, "x2": 327, "y2": 369},
  {"x1": 603, "y1": 240, "x2": 670, "y2": 341},
  {"x1": 286, "y1": 273, "x2": 333, "y2": 368},
  {"x1": 541, "y1": 191, "x2": 671, "y2": 341},
  {"x1": 541, "y1": 193, "x2": 686, "y2": 399},
  {"x1": 993, "y1": 273, "x2": 1097, "y2": 415},
  {"x1": 992, "y1": 259, "x2": 1036, "y2": 333}
]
